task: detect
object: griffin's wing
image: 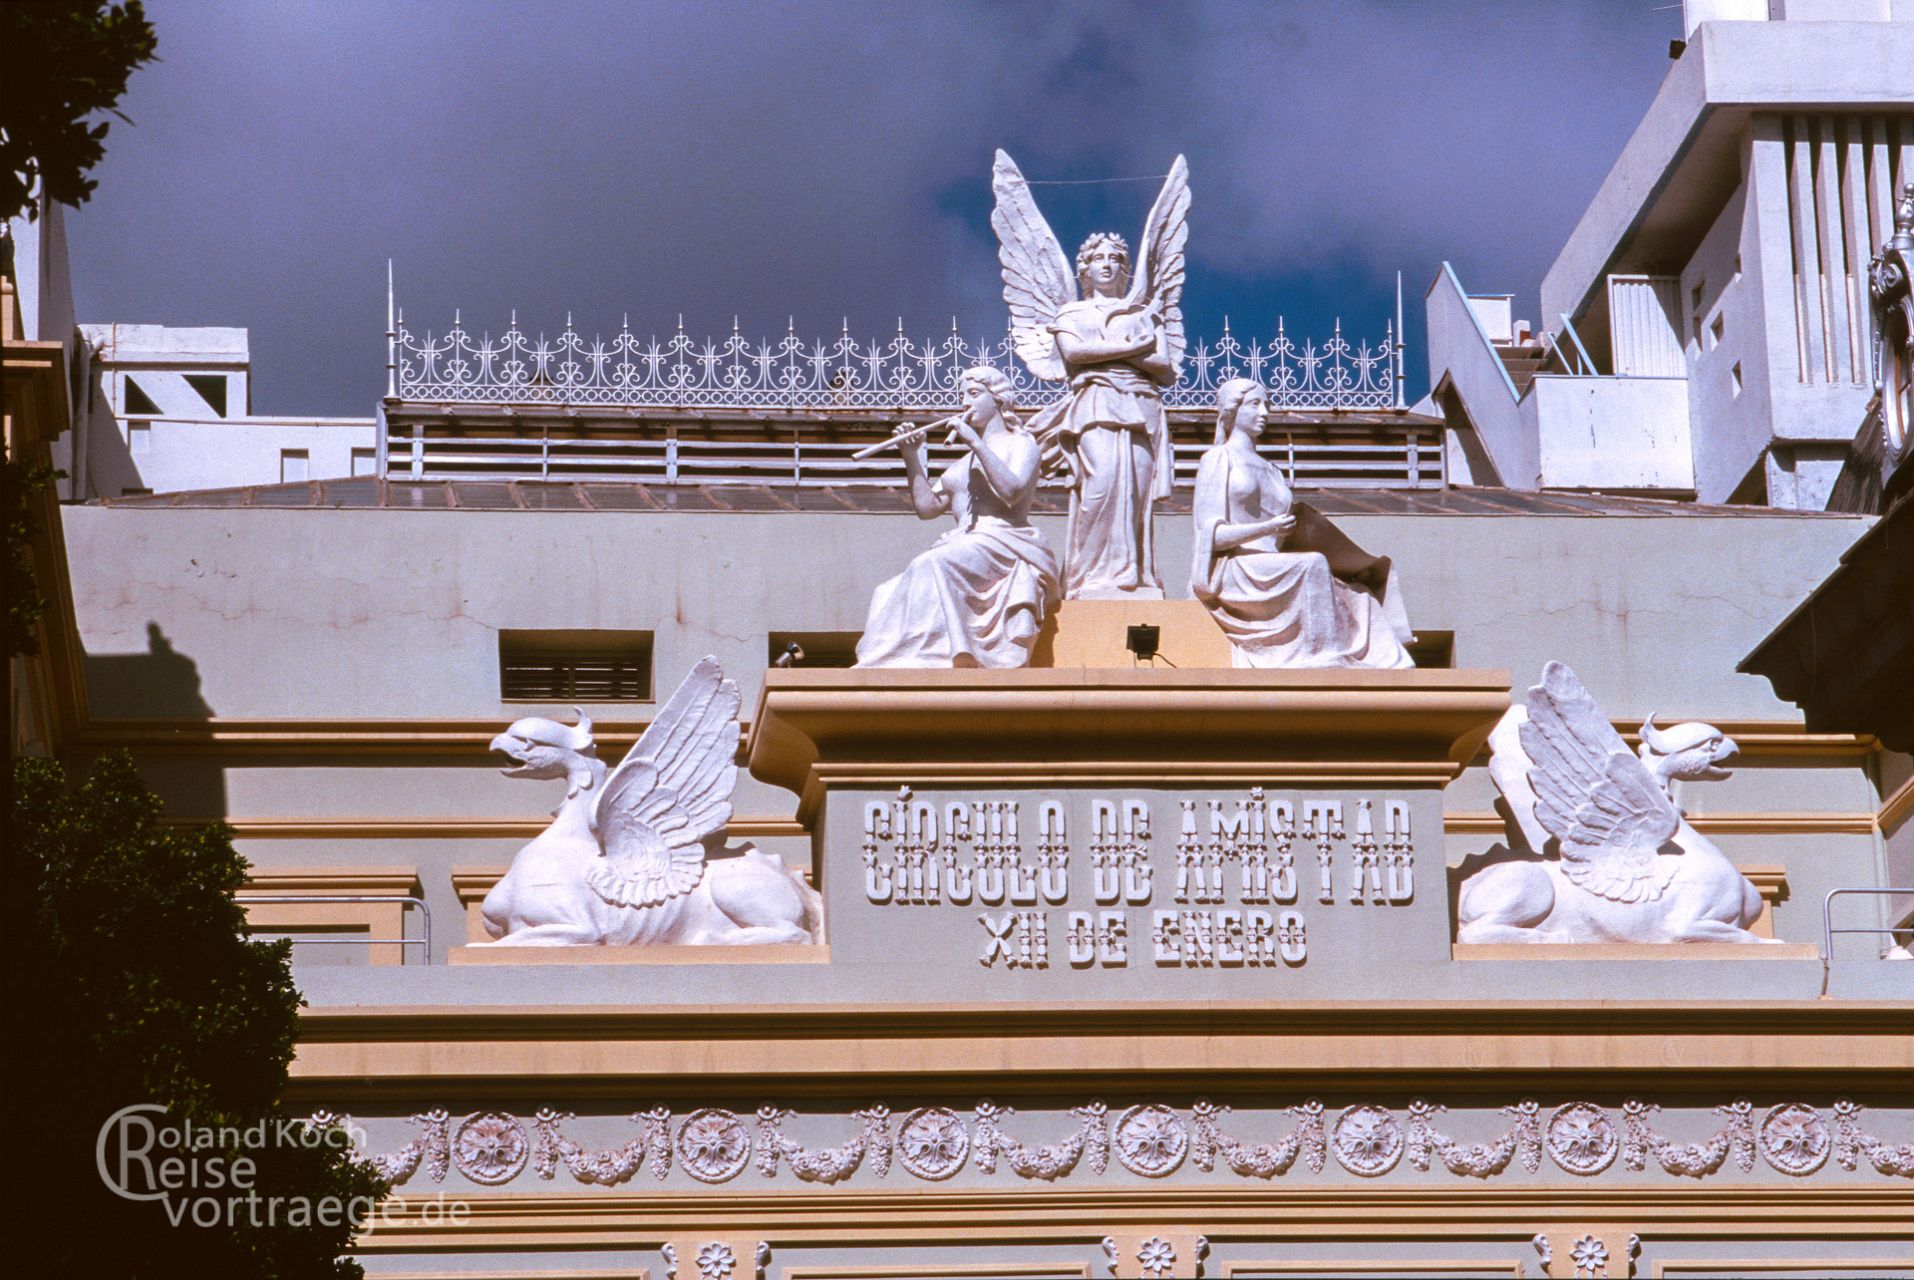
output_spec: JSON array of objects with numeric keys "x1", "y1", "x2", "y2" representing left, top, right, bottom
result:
[
  {"x1": 1519, "y1": 661, "x2": 1681, "y2": 903},
  {"x1": 991, "y1": 150, "x2": 1073, "y2": 382},
  {"x1": 1122, "y1": 154, "x2": 1190, "y2": 377},
  {"x1": 587, "y1": 656, "x2": 739, "y2": 908},
  {"x1": 1485, "y1": 705, "x2": 1549, "y2": 854}
]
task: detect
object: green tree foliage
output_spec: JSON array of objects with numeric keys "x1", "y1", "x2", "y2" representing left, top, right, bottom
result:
[
  {"x1": 4, "y1": 454, "x2": 59, "y2": 658},
  {"x1": 8, "y1": 753, "x2": 386, "y2": 1277},
  {"x1": 0, "y1": 1, "x2": 159, "y2": 223}
]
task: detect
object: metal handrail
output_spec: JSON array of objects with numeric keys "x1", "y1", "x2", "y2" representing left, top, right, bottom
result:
[
  {"x1": 1819, "y1": 886, "x2": 1913, "y2": 994},
  {"x1": 1557, "y1": 312, "x2": 1599, "y2": 376},
  {"x1": 236, "y1": 894, "x2": 433, "y2": 964}
]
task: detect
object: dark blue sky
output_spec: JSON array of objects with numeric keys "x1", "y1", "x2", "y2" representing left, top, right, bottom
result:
[{"x1": 65, "y1": 1, "x2": 1681, "y2": 416}]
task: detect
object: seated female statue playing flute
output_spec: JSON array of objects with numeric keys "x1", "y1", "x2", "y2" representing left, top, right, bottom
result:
[{"x1": 853, "y1": 366, "x2": 1061, "y2": 669}]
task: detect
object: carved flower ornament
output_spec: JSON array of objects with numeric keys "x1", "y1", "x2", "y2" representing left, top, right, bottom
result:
[
  {"x1": 696, "y1": 1241, "x2": 737, "y2": 1279},
  {"x1": 896, "y1": 1106, "x2": 968, "y2": 1180},
  {"x1": 452, "y1": 1111, "x2": 528, "y2": 1185},
  {"x1": 1571, "y1": 1235, "x2": 1609, "y2": 1276},
  {"x1": 1331, "y1": 1105, "x2": 1404, "y2": 1176},
  {"x1": 1547, "y1": 1102, "x2": 1619, "y2": 1175},
  {"x1": 677, "y1": 1108, "x2": 751, "y2": 1183},
  {"x1": 1114, "y1": 1104, "x2": 1189, "y2": 1177},
  {"x1": 1760, "y1": 1103, "x2": 1831, "y2": 1176},
  {"x1": 1137, "y1": 1237, "x2": 1176, "y2": 1277}
]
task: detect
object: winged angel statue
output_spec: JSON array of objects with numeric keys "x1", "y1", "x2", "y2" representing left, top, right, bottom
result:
[
  {"x1": 1455, "y1": 662, "x2": 1773, "y2": 944},
  {"x1": 480, "y1": 658, "x2": 822, "y2": 946},
  {"x1": 992, "y1": 150, "x2": 1188, "y2": 599}
]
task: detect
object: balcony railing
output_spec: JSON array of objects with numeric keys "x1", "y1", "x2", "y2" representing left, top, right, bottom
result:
[
  {"x1": 379, "y1": 431, "x2": 1446, "y2": 490},
  {"x1": 389, "y1": 313, "x2": 1405, "y2": 414}
]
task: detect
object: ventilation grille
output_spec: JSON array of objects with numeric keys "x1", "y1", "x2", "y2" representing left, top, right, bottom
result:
[{"x1": 499, "y1": 631, "x2": 652, "y2": 702}]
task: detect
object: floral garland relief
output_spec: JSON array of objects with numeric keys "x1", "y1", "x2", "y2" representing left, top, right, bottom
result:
[{"x1": 308, "y1": 1099, "x2": 1913, "y2": 1189}]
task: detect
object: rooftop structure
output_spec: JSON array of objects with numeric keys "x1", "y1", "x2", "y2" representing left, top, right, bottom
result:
[
  {"x1": 1430, "y1": 4, "x2": 1913, "y2": 507},
  {"x1": 381, "y1": 306, "x2": 1434, "y2": 489}
]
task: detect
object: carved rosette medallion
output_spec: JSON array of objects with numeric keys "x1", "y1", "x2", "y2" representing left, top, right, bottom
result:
[
  {"x1": 1331, "y1": 1105, "x2": 1403, "y2": 1177},
  {"x1": 896, "y1": 1106, "x2": 969, "y2": 1181},
  {"x1": 452, "y1": 1111, "x2": 529, "y2": 1185},
  {"x1": 1113, "y1": 1104, "x2": 1189, "y2": 1178},
  {"x1": 1760, "y1": 1103, "x2": 1831, "y2": 1176},
  {"x1": 1547, "y1": 1103, "x2": 1619, "y2": 1176},
  {"x1": 677, "y1": 1108, "x2": 752, "y2": 1183}
]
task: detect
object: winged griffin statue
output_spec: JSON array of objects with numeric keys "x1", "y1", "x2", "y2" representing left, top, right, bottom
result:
[
  {"x1": 992, "y1": 149, "x2": 1188, "y2": 599},
  {"x1": 480, "y1": 657, "x2": 822, "y2": 946},
  {"x1": 1455, "y1": 662, "x2": 1773, "y2": 945}
]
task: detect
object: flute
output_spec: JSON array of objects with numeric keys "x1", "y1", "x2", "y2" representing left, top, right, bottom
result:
[{"x1": 851, "y1": 413, "x2": 965, "y2": 460}]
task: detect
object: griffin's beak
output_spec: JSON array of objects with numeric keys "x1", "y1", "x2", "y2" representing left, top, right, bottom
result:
[
  {"x1": 490, "y1": 733, "x2": 533, "y2": 776},
  {"x1": 1701, "y1": 736, "x2": 1739, "y2": 779}
]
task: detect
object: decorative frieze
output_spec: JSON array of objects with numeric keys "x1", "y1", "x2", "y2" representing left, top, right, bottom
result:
[
  {"x1": 532, "y1": 1107, "x2": 670, "y2": 1184},
  {"x1": 1835, "y1": 1099, "x2": 1914, "y2": 1177},
  {"x1": 1620, "y1": 1100, "x2": 1754, "y2": 1178},
  {"x1": 312, "y1": 1099, "x2": 1911, "y2": 1188},
  {"x1": 1407, "y1": 1100, "x2": 1542, "y2": 1178}
]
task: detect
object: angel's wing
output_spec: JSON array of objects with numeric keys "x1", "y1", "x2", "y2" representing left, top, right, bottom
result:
[
  {"x1": 1519, "y1": 661, "x2": 1681, "y2": 903},
  {"x1": 587, "y1": 656, "x2": 739, "y2": 908},
  {"x1": 991, "y1": 150, "x2": 1074, "y2": 382},
  {"x1": 1119, "y1": 154, "x2": 1190, "y2": 378}
]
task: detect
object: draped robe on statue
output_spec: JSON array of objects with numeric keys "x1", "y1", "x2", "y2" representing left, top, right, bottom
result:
[
  {"x1": 1190, "y1": 444, "x2": 1415, "y2": 670},
  {"x1": 854, "y1": 446, "x2": 1061, "y2": 669},
  {"x1": 1049, "y1": 298, "x2": 1173, "y2": 599}
]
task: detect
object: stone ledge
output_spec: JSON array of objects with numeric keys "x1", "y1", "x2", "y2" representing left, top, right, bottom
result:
[
  {"x1": 748, "y1": 667, "x2": 1512, "y2": 823},
  {"x1": 1453, "y1": 942, "x2": 1820, "y2": 961},
  {"x1": 447, "y1": 942, "x2": 828, "y2": 965}
]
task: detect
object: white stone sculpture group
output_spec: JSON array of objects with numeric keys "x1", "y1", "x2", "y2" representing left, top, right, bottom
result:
[
  {"x1": 856, "y1": 149, "x2": 1411, "y2": 672},
  {"x1": 480, "y1": 150, "x2": 1768, "y2": 952},
  {"x1": 481, "y1": 657, "x2": 822, "y2": 946}
]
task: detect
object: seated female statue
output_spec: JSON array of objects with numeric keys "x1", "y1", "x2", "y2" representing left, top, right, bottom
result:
[
  {"x1": 854, "y1": 366, "x2": 1061, "y2": 669},
  {"x1": 1191, "y1": 378, "x2": 1414, "y2": 670}
]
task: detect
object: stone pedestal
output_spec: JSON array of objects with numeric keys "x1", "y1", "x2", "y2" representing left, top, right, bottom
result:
[
  {"x1": 1032, "y1": 598, "x2": 1231, "y2": 669},
  {"x1": 747, "y1": 667, "x2": 1508, "y2": 996}
]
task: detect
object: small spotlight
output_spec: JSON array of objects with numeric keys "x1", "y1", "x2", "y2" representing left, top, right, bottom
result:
[
  {"x1": 1125, "y1": 624, "x2": 1160, "y2": 662},
  {"x1": 774, "y1": 642, "x2": 805, "y2": 669},
  {"x1": 1668, "y1": 38, "x2": 1686, "y2": 60}
]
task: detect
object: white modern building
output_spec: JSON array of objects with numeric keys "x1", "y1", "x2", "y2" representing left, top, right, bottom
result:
[
  {"x1": 78, "y1": 322, "x2": 375, "y2": 498},
  {"x1": 1429, "y1": 0, "x2": 1912, "y2": 507},
  {"x1": 2, "y1": 203, "x2": 375, "y2": 500}
]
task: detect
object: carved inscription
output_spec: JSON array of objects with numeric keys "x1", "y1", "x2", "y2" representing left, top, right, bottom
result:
[{"x1": 859, "y1": 787, "x2": 1418, "y2": 971}]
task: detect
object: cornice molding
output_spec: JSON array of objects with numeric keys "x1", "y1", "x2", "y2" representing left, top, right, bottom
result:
[
  {"x1": 353, "y1": 1183, "x2": 1914, "y2": 1252},
  {"x1": 1443, "y1": 812, "x2": 1876, "y2": 836},
  {"x1": 288, "y1": 999, "x2": 1914, "y2": 1097},
  {"x1": 1880, "y1": 773, "x2": 1914, "y2": 835}
]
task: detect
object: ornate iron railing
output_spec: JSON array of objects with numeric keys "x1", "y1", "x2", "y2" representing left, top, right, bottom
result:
[{"x1": 389, "y1": 313, "x2": 1405, "y2": 412}]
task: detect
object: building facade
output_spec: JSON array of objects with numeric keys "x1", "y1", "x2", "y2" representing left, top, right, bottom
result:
[{"x1": 7, "y1": 3, "x2": 1912, "y2": 1277}]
